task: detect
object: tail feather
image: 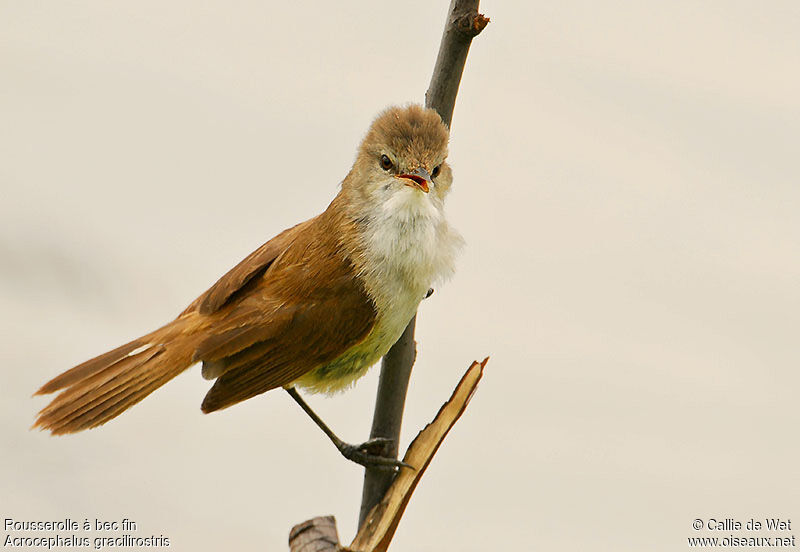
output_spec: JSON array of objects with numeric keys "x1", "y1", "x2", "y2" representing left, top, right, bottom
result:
[
  {"x1": 35, "y1": 338, "x2": 148, "y2": 396},
  {"x1": 35, "y1": 347, "x2": 163, "y2": 433},
  {"x1": 34, "y1": 320, "x2": 197, "y2": 435},
  {"x1": 60, "y1": 355, "x2": 178, "y2": 434}
]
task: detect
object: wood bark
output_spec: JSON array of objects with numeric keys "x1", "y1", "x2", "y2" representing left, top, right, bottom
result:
[{"x1": 288, "y1": 517, "x2": 340, "y2": 552}]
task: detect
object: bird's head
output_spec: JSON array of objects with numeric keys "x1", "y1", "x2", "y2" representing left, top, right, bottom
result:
[{"x1": 344, "y1": 105, "x2": 452, "y2": 210}]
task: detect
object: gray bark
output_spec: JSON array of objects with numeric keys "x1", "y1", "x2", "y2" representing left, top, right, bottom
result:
[{"x1": 288, "y1": 516, "x2": 339, "y2": 552}]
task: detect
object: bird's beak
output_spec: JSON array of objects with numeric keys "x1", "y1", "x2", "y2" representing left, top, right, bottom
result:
[{"x1": 396, "y1": 167, "x2": 431, "y2": 193}]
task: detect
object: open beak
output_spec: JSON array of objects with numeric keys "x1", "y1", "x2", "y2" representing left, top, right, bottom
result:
[{"x1": 396, "y1": 167, "x2": 432, "y2": 193}]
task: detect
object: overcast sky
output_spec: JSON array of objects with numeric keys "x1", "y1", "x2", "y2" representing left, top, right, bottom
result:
[{"x1": 2, "y1": 2, "x2": 799, "y2": 551}]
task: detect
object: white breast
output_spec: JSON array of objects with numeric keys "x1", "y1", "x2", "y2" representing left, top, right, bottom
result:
[
  {"x1": 360, "y1": 187, "x2": 463, "y2": 318},
  {"x1": 296, "y1": 187, "x2": 463, "y2": 394}
]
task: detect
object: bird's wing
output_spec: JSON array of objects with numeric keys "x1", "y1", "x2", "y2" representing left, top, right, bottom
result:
[
  {"x1": 183, "y1": 219, "x2": 313, "y2": 315},
  {"x1": 191, "y1": 217, "x2": 378, "y2": 413}
]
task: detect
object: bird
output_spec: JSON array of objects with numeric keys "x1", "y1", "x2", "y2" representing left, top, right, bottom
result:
[{"x1": 33, "y1": 104, "x2": 464, "y2": 467}]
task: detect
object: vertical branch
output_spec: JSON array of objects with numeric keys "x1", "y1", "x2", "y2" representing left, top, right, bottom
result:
[
  {"x1": 358, "y1": 318, "x2": 417, "y2": 525},
  {"x1": 358, "y1": 0, "x2": 488, "y2": 529},
  {"x1": 426, "y1": 0, "x2": 489, "y2": 126}
]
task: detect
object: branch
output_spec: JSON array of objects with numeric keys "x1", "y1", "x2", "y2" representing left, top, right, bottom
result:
[
  {"x1": 351, "y1": 359, "x2": 487, "y2": 552},
  {"x1": 357, "y1": 318, "x2": 417, "y2": 525},
  {"x1": 357, "y1": 0, "x2": 488, "y2": 527},
  {"x1": 289, "y1": 359, "x2": 488, "y2": 552},
  {"x1": 426, "y1": 0, "x2": 490, "y2": 126}
]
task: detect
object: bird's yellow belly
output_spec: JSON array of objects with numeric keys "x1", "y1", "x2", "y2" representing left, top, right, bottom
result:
[{"x1": 293, "y1": 299, "x2": 419, "y2": 394}]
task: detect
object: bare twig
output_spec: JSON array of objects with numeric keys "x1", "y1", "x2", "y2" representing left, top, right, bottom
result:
[
  {"x1": 351, "y1": 359, "x2": 488, "y2": 552},
  {"x1": 426, "y1": 0, "x2": 490, "y2": 126},
  {"x1": 357, "y1": 0, "x2": 488, "y2": 528},
  {"x1": 289, "y1": 359, "x2": 488, "y2": 552},
  {"x1": 357, "y1": 318, "x2": 417, "y2": 524}
]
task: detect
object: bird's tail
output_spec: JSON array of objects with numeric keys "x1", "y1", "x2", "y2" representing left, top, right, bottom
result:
[{"x1": 33, "y1": 316, "x2": 199, "y2": 435}]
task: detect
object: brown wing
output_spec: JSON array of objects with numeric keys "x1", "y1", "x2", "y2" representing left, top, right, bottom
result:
[
  {"x1": 193, "y1": 212, "x2": 377, "y2": 412},
  {"x1": 182, "y1": 219, "x2": 312, "y2": 316}
]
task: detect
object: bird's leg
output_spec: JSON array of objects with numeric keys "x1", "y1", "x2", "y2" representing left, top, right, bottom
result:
[{"x1": 285, "y1": 387, "x2": 411, "y2": 470}]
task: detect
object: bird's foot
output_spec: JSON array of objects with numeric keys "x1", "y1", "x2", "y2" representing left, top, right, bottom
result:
[{"x1": 337, "y1": 437, "x2": 412, "y2": 470}]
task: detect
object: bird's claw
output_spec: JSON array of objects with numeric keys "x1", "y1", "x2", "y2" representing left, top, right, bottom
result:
[{"x1": 338, "y1": 438, "x2": 413, "y2": 470}]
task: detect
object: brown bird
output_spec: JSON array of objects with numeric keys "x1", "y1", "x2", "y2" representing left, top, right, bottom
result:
[{"x1": 34, "y1": 104, "x2": 463, "y2": 467}]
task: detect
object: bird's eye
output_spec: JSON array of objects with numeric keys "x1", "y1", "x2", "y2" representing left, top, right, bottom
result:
[
  {"x1": 380, "y1": 155, "x2": 393, "y2": 171},
  {"x1": 432, "y1": 165, "x2": 441, "y2": 178}
]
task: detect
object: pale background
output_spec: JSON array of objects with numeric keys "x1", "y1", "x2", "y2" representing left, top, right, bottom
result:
[{"x1": 2, "y1": 2, "x2": 799, "y2": 550}]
